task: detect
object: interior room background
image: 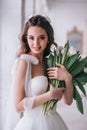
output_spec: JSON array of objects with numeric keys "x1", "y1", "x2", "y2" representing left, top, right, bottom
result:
[{"x1": 0, "y1": 0, "x2": 87, "y2": 130}]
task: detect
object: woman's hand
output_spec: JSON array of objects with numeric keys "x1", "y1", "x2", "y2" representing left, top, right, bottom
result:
[
  {"x1": 49, "y1": 84, "x2": 65, "y2": 100},
  {"x1": 47, "y1": 63, "x2": 72, "y2": 82},
  {"x1": 48, "y1": 63, "x2": 73, "y2": 105}
]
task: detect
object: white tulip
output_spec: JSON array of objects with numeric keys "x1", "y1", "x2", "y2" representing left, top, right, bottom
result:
[{"x1": 68, "y1": 46, "x2": 77, "y2": 56}]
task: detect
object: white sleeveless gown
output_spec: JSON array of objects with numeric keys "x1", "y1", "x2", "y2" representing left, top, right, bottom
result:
[{"x1": 13, "y1": 54, "x2": 68, "y2": 130}]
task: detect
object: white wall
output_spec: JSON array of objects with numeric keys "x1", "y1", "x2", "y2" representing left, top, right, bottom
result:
[
  {"x1": 47, "y1": 0, "x2": 87, "y2": 55},
  {"x1": 0, "y1": 0, "x2": 21, "y2": 129},
  {"x1": 0, "y1": 0, "x2": 87, "y2": 130}
]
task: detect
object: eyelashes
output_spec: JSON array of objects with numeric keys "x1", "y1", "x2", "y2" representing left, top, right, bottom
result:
[
  {"x1": 28, "y1": 36, "x2": 45, "y2": 40},
  {"x1": 40, "y1": 36, "x2": 45, "y2": 40},
  {"x1": 28, "y1": 37, "x2": 34, "y2": 40}
]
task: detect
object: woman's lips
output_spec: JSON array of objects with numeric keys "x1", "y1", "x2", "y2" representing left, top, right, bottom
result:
[{"x1": 33, "y1": 47, "x2": 41, "y2": 51}]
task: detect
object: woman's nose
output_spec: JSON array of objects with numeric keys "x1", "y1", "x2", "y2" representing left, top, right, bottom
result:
[{"x1": 34, "y1": 39, "x2": 39, "y2": 46}]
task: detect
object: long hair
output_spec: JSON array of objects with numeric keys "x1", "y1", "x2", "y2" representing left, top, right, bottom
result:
[{"x1": 17, "y1": 15, "x2": 57, "y2": 57}]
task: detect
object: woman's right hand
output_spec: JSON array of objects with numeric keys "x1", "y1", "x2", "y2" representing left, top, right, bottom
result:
[{"x1": 49, "y1": 84, "x2": 65, "y2": 100}]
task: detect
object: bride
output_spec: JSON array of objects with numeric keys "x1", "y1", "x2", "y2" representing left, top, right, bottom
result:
[{"x1": 5, "y1": 15, "x2": 73, "y2": 130}]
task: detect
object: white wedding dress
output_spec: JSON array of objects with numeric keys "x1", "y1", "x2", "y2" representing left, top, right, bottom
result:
[{"x1": 5, "y1": 54, "x2": 68, "y2": 130}]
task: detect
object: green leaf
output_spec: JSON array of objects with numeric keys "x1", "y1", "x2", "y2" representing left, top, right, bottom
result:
[
  {"x1": 52, "y1": 79, "x2": 56, "y2": 86},
  {"x1": 50, "y1": 100, "x2": 58, "y2": 110},
  {"x1": 61, "y1": 41, "x2": 69, "y2": 65},
  {"x1": 57, "y1": 49, "x2": 62, "y2": 64},
  {"x1": 69, "y1": 59, "x2": 80, "y2": 74},
  {"x1": 65, "y1": 52, "x2": 80, "y2": 70},
  {"x1": 70, "y1": 57, "x2": 87, "y2": 77},
  {"x1": 47, "y1": 54, "x2": 53, "y2": 67},
  {"x1": 73, "y1": 86, "x2": 76, "y2": 100},
  {"x1": 74, "y1": 79, "x2": 86, "y2": 95},
  {"x1": 60, "y1": 81, "x2": 66, "y2": 88},
  {"x1": 74, "y1": 71, "x2": 87, "y2": 85},
  {"x1": 53, "y1": 50, "x2": 57, "y2": 67},
  {"x1": 74, "y1": 87, "x2": 84, "y2": 114}
]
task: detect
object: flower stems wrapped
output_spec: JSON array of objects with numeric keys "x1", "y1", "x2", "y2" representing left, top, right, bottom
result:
[{"x1": 43, "y1": 41, "x2": 87, "y2": 114}]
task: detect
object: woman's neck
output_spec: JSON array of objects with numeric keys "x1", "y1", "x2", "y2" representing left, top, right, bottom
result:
[{"x1": 29, "y1": 52, "x2": 44, "y2": 65}]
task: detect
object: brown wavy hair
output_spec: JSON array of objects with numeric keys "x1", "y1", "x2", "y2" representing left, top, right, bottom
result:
[{"x1": 17, "y1": 15, "x2": 57, "y2": 57}]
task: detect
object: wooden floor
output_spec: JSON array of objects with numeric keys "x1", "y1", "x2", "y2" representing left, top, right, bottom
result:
[{"x1": 57, "y1": 98, "x2": 87, "y2": 130}]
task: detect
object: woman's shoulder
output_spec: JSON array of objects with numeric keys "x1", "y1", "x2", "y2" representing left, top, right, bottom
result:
[
  {"x1": 11, "y1": 54, "x2": 28, "y2": 75},
  {"x1": 12, "y1": 54, "x2": 39, "y2": 75},
  {"x1": 19, "y1": 54, "x2": 39, "y2": 64}
]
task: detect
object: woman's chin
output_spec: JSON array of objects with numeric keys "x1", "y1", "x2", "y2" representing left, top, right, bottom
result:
[{"x1": 32, "y1": 49, "x2": 43, "y2": 55}]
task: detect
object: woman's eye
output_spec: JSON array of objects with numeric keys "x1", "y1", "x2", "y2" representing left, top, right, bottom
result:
[
  {"x1": 40, "y1": 36, "x2": 45, "y2": 40},
  {"x1": 29, "y1": 37, "x2": 34, "y2": 40}
]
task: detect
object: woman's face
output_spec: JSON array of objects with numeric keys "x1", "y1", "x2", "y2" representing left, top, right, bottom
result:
[{"x1": 27, "y1": 26, "x2": 48, "y2": 56}]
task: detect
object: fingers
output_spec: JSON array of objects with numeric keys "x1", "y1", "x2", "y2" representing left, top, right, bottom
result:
[
  {"x1": 47, "y1": 70, "x2": 56, "y2": 78},
  {"x1": 47, "y1": 63, "x2": 64, "y2": 70},
  {"x1": 47, "y1": 63, "x2": 64, "y2": 72},
  {"x1": 48, "y1": 73, "x2": 57, "y2": 79},
  {"x1": 49, "y1": 76, "x2": 56, "y2": 79},
  {"x1": 55, "y1": 62, "x2": 64, "y2": 68},
  {"x1": 47, "y1": 67, "x2": 58, "y2": 74},
  {"x1": 47, "y1": 67, "x2": 58, "y2": 79},
  {"x1": 47, "y1": 63, "x2": 67, "y2": 80},
  {"x1": 47, "y1": 67, "x2": 56, "y2": 71}
]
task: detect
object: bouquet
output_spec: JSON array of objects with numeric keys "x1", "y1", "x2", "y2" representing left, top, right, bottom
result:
[{"x1": 43, "y1": 41, "x2": 87, "y2": 114}]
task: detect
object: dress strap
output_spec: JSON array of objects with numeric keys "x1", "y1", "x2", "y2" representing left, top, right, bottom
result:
[
  {"x1": 12, "y1": 54, "x2": 39, "y2": 75},
  {"x1": 20, "y1": 54, "x2": 39, "y2": 64},
  {"x1": 20, "y1": 54, "x2": 29, "y2": 63}
]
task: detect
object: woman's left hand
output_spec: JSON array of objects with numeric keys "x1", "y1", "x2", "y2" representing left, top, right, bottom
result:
[{"x1": 47, "y1": 63, "x2": 72, "y2": 82}]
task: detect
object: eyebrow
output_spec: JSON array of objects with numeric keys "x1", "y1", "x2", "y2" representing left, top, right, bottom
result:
[{"x1": 28, "y1": 34, "x2": 46, "y2": 37}]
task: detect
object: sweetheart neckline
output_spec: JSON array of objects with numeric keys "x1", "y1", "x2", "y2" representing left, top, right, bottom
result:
[{"x1": 31, "y1": 75, "x2": 47, "y2": 81}]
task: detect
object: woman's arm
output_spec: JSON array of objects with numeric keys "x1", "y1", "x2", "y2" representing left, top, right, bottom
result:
[
  {"x1": 14, "y1": 59, "x2": 64, "y2": 112},
  {"x1": 14, "y1": 59, "x2": 27, "y2": 112},
  {"x1": 62, "y1": 73, "x2": 73, "y2": 105},
  {"x1": 33, "y1": 86, "x2": 65, "y2": 108},
  {"x1": 48, "y1": 63, "x2": 73, "y2": 105}
]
